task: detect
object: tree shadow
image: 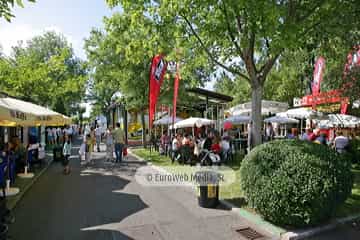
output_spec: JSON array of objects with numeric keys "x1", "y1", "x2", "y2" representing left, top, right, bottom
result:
[{"x1": 9, "y1": 162, "x2": 149, "y2": 240}]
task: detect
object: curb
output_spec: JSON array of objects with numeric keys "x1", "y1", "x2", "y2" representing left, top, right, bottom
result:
[
  {"x1": 220, "y1": 199, "x2": 286, "y2": 238},
  {"x1": 281, "y1": 213, "x2": 360, "y2": 240},
  {"x1": 8, "y1": 154, "x2": 53, "y2": 210}
]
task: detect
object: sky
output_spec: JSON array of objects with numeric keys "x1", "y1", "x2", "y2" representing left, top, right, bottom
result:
[
  {"x1": 0, "y1": 0, "x2": 117, "y2": 59},
  {"x1": 0, "y1": 0, "x2": 119, "y2": 116}
]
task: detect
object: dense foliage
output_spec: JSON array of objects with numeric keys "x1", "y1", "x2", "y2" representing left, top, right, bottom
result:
[
  {"x1": 0, "y1": 0, "x2": 35, "y2": 22},
  {"x1": 240, "y1": 140, "x2": 353, "y2": 227},
  {"x1": 106, "y1": 0, "x2": 359, "y2": 147},
  {"x1": 0, "y1": 31, "x2": 87, "y2": 115}
]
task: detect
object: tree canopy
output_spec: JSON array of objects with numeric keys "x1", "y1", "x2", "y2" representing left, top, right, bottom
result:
[
  {"x1": 0, "y1": 0, "x2": 35, "y2": 22},
  {"x1": 0, "y1": 31, "x2": 87, "y2": 115},
  {"x1": 106, "y1": 0, "x2": 359, "y2": 146}
]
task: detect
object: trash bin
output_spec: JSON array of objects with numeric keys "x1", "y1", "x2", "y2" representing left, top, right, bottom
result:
[
  {"x1": 53, "y1": 146, "x2": 63, "y2": 162},
  {"x1": 194, "y1": 171, "x2": 219, "y2": 208}
]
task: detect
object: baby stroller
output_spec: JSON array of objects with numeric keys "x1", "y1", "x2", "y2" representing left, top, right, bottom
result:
[{"x1": 199, "y1": 149, "x2": 221, "y2": 166}]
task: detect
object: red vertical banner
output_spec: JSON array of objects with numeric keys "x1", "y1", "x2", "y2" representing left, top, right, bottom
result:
[
  {"x1": 149, "y1": 55, "x2": 167, "y2": 129},
  {"x1": 312, "y1": 57, "x2": 326, "y2": 95},
  {"x1": 172, "y1": 66, "x2": 180, "y2": 125}
]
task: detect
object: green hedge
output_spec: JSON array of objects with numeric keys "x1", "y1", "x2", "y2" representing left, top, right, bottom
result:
[
  {"x1": 348, "y1": 137, "x2": 360, "y2": 164},
  {"x1": 240, "y1": 140, "x2": 353, "y2": 227}
]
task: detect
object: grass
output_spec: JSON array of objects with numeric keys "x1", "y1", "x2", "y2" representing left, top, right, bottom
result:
[
  {"x1": 335, "y1": 165, "x2": 360, "y2": 218},
  {"x1": 131, "y1": 147, "x2": 244, "y2": 202}
]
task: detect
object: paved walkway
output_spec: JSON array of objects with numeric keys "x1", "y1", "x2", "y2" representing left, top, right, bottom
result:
[{"x1": 9, "y1": 138, "x2": 275, "y2": 240}]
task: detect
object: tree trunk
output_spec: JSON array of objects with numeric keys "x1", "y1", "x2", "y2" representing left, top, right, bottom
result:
[
  {"x1": 250, "y1": 83, "x2": 263, "y2": 149},
  {"x1": 140, "y1": 109, "x2": 146, "y2": 148}
]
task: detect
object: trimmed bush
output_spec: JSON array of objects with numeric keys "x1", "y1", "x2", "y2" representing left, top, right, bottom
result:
[
  {"x1": 240, "y1": 140, "x2": 353, "y2": 227},
  {"x1": 348, "y1": 137, "x2": 360, "y2": 164}
]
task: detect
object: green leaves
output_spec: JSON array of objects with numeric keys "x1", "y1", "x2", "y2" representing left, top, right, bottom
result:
[
  {"x1": 0, "y1": 31, "x2": 87, "y2": 115},
  {"x1": 0, "y1": 0, "x2": 35, "y2": 22}
]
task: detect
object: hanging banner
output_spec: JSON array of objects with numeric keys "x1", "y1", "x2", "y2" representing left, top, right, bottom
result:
[
  {"x1": 149, "y1": 54, "x2": 167, "y2": 129},
  {"x1": 172, "y1": 71, "x2": 180, "y2": 125},
  {"x1": 312, "y1": 56, "x2": 325, "y2": 95}
]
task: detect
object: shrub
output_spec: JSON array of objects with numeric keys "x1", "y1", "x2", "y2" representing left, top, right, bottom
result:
[
  {"x1": 240, "y1": 140, "x2": 353, "y2": 227},
  {"x1": 348, "y1": 137, "x2": 360, "y2": 164}
]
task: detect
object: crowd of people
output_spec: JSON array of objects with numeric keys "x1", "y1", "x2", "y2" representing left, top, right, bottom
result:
[
  {"x1": 79, "y1": 123, "x2": 125, "y2": 164},
  {"x1": 46, "y1": 125, "x2": 78, "y2": 145},
  {"x1": 264, "y1": 122, "x2": 355, "y2": 154},
  {"x1": 155, "y1": 129, "x2": 232, "y2": 165}
]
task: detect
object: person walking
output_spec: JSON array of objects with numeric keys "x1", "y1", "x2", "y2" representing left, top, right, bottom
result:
[
  {"x1": 113, "y1": 123, "x2": 125, "y2": 163},
  {"x1": 90, "y1": 127, "x2": 96, "y2": 152},
  {"x1": 105, "y1": 127, "x2": 114, "y2": 162},
  {"x1": 62, "y1": 136, "x2": 72, "y2": 174},
  {"x1": 47, "y1": 127, "x2": 53, "y2": 145},
  {"x1": 52, "y1": 127, "x2": 58, "y2": 145},
  {"x1": 95, "y1": 125, "x2": 102, "y2": 152}
]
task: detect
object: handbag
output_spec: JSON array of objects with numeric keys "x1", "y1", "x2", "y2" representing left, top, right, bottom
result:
[{"x1": 123, "y1": 147, "x2": 128, "y2": 156}]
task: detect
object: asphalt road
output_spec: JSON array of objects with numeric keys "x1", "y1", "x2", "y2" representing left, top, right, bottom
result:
[{"x1": 9, "y1": 139, "x2": 274, "y2": 240}]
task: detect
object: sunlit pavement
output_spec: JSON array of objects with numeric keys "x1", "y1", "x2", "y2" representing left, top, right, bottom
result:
[{"x1": 9, "y1": 137, "x2": 275, "y2": 240}]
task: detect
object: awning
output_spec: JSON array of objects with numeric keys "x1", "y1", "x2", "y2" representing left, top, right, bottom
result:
[
  {"x1": 314, "y1": 114, "x2": 360, "y2": 128},
  {"x1": 276, "y1": 107, "x2": 327, "y2": 119},
  {"x1": 264, "y1": 116, "x2": 299, "y2": 124},
  {"x1": 0, "y1": 97, "x2": 71, "y2": 126}
]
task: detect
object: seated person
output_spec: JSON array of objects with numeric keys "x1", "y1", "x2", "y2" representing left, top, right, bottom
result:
[
  {"x1": 203, "y1": 132, "x2": 214, "y2": 151},
  {"x1": 211, "y1": 137, "x2": 221, "y2": 154},
  {"x1": 334, "y1": 131, "x2": 349, "y2": 153}
]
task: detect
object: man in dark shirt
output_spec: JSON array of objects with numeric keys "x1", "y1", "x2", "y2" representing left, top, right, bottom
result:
[{"x1": 203, "y1": 131, "x2": 214, "y2": 150}]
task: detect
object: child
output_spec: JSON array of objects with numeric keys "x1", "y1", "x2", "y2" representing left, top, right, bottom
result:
[{"x1": 62, "y1": 137, "x2": 72, "y2": 174}]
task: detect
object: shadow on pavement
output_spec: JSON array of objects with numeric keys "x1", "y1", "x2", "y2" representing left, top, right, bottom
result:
[{"x1": 9, "y1": 157, "x2": 149, "y2": 240}]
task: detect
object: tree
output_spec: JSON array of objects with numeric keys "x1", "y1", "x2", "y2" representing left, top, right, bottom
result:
[
  {"x1": 0, "y1": 31, "x2": 87, "y2": 115},
  {"x1": 0, "y1": 0, "x2": 35, "y2": 22},
  {"x1": 85, "y1": 11, "x2": 211, "y2": 144},
  {"x1": 107, "y1": 0, "x2": 359, "y2": 147}
]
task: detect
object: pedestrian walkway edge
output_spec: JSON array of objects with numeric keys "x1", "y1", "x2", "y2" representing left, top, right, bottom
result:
[
  {"x1": 8, "y1": 154, "x2": 54, "y2": 210},
  {"x1": 220, "y1": 199, "x2": 286, "y2": 238},
  {"x1": 280, "y1": 213, "x2": 360, "y2": 240}
]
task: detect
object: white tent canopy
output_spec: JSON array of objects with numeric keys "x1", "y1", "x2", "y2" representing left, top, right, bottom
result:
[
  {"x1": 264, "y1": 116, "x2": 299, "y2": 124},
  {"x1": 276, "y1": 107, "x2": 326, "y2": 119},
  {"x1": 315, "y1": 114, "x2": 360, "y2": 128},
  {"x1": 154, "y1": 115, "x2": 183, "y2": 125},
  {"x1": 227, "y1": 100, "x2": 288, "y2": 116},
  {"x1": 224, "y1": 115, "x2": 250, "y2": 124},
  {"x1": 173, "y1": 117, "x2": 215, "y2": 129}
]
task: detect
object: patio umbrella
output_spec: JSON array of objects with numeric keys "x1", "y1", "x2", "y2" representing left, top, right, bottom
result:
[
  {"x1": 173, "y1": 117, "x2": 215, "y2": 129},
  {"x1": 224, "y1": 115, "x2": 250, "y2": 124},
  {"x1": 264, "y1": 116, "x2": 299, "y2": 124},
  {"x1": 153, "y1": 115, "x2": 183, "y2": 125}
]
